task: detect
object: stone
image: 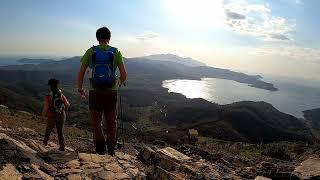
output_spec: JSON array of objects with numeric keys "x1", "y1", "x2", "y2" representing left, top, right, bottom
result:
[
  {"x1": 115, "y1": 152, "x2": 136, "y2": 161},
  {"x1": 0, "y1": 105, "x2": 8, "y2": 109},
  {"x1": 23, "y1": 173, "x2": 42, "y2": 179},
  {"x1": 104, "y1": 162, "x2": 124, "y2": 173},
  {"x1": 83, "y1": 167, "x2": 104, "y2": 175},
  {"x1": 81, "y1": 162, "x2": 101, "y2": 169},
  {"x1": 188, "y1": 129, "x2": 199, "y2": 142},
  {"x1": 17, "y1": 127, "x2": 36, "y2": 134},
  {"x1": 66, "y1": 159, "x2": 81, "y2": 169},
  {"x1": 0, "y1": 164, "x2": 23, "y2": 180},
  {"x1": 115, "y1": 172, "x2": 131, "y2": 179},
  {"x1": 67, "y1": 173, "x2": 91, "y2": 180},
  {"x1": 58, "y1": 168, "x2": 82, "y2": 175},
  {"x1": 31, "y1": 164, "x2": 53, "y2": 180},
  {"x1": 127, "y1": 168, "x2": 139, "y2": 177},
  {"x1": 255, "y1": 176, "x2": 272, "y2": 180},
  {"x1": 0, "y1": 133, "x2": 44, "y2": 164},
  {"x1": 118, "y1": 159, "x2": 129, "y2": 164},
  {"x1": 96, "y1": 170, "x2": 111, "y2": 179},
  {"x1": 67, "y1": 173, "x2": 82, "y2": 180},
  {"x1": 292, "y1": 157, "x2": 320, "y2": 179},
  {"x1": 140, "y1": 145, "x2": 156, "y2": 163},
  {"x1": 42, "y1": 151, "x2": 78, "y2": 164},
  {"x1": 26, "y1": 139, "x2": 48, "y2": 153},
  {"x1": 17, "y1": 111, "x2": 32, "y2": 115},
  {"x1": 79, "y1": 153, "x2": 114, "y2": 164},
  {"x1": 157, "y1": 147, "x2": 191, "y2": 163},
  {"x1": 121, "y1": 163, "x2": 136, "y2": 169},
  {"x1": 39, "y1": 163, "x2": 57, "y2": 176}
]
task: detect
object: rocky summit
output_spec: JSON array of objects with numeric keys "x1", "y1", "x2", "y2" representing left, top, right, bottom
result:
[{"x1": 1, "y1": 109, "x2": 320, "y2": 179}]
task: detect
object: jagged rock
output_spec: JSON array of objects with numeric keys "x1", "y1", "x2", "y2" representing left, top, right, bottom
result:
[
  {"x1": 149, "y1": 166, "x2": 185, "y2": 180},
  {"x1": 31, "y1": 164, "x2": 53, "y2": 180},
  {"x1": 23, "y1": 173, "x2": 42, "y2": 179},
  {"x1": 41, "y1": 151, "x2": 78, "y2": 164},
  {"x1": 0, "y1": 164, "x2": 23, "y2": 180},
  {"x1": 104, "y1": 162, "x2": 124, "y2": 173},
  {"x1": 127, "y1": 167, "x2": 139, "y2": 177},
  {"x1": 65, "y1": 159, "x2": 81, "y2": 169},
  {"x1": 17, "y1": 111, "x2": 32, "y2": 115},
  {"x1": 17, "y1": 127, "x2": 36, "y2": 134},
  {"x1": 83, "y1": 167, "x2": 104, "y2": 175},
  {"x1": 0, "y1": 127, "x2": 11, "y2": 132},
  {"x1": 0, "y1": 105, "x2": 8, "y2": 109},
  {"x1": 26, "y1": 139, "x2": 49, "y2": 153},
  {"x1": 0, "y1": 133, "x2": 44, "y2": 164},
  {"x1": 39, "y1": 163, "x2": 57, "y2": 176},
  {"x1": 292, "y1": 157, "x2": 320, "y2": 179},
  {"x1": 255, "y1": 176, "x2": 272, "y2": 180},
  {"x1": 115, "y1": 152, "x2": 136, "y2": 161},
  {"x1": 82, "y1": 161, "x2": 101, "y2": 169},
  {"x1": 67, "y1": 173, "x2": 83, "y2": 180},
  {"x1": 157, "y1": 147, "x2": 191, "y2": 163},
  {"x1": 140, "y1": 145, "x2": 156, "y2": 163},
  {"x1": 96, "y1": 170, "x2": 131, "y2": 180},
  {"x1": 58, "y1": 168, "x2": 82, "y2": 175},
  {"x1": 78, "y1": 153, "x2": 114, "y2": 164}
]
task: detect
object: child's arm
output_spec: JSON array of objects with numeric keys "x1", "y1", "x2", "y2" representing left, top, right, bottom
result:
[
  {"x1": 42, "y1": 97, "x2": 48, "y2": 117},
  {"x1": 62, "y1": 94, "x2": 70, "y2": 110}
]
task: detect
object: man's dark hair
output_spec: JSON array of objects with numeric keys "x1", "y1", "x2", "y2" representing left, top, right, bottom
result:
[{"x1": 96, "y1": 27, "x2": 111, "y2": 41}]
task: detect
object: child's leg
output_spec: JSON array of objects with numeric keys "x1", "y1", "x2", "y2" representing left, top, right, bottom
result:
[
  {"x1": 56, "y1": 112, "x2": 66, "y2": 151},
  {"x1": 43, "y1": 117, "x2": 55, "y2": 146}
]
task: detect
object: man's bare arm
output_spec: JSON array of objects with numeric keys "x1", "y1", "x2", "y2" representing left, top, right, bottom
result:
[
  {"x1": 118, "y1": 62, "x2": 127, "y2": 84},
  {"x1": 77, "y1": 63, "x2": 88, "y2": 91}
]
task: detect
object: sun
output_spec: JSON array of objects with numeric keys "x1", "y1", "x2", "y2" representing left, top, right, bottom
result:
[{"x1": 165, "y1": 0, "x2": 225, "y2": 28}]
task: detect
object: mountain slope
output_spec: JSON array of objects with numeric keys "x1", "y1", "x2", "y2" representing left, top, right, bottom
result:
[{"x1": 141, "y1": 53, "x2": 207, "y2": 67}]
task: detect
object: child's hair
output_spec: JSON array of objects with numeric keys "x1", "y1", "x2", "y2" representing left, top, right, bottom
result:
[{"x1": 48, "y1": 78, "x2": 60, "y2": 95}]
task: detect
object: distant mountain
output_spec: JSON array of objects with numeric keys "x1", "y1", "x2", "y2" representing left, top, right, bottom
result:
[
  {"x1": 18, "y1": 58, "x2": 54, "y2": 64},
  {"x1": 304, "y1": 108, "x2": 320, "y2": 138},
  {"x1": 141, "y1": 54, "x2": 207, "y2": 67},
  {"x1": 1, "y1": 56, "x2": 277, "y2": 91}
]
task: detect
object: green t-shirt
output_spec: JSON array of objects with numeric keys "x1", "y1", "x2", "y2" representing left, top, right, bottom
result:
[{"x1": 81, "y1": 44, "x2": 124, "y2": 90}]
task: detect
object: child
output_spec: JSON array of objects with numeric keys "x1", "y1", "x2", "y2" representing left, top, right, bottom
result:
[{"x1": 42, "y1": 78, "x2": 70, "y2": 151}]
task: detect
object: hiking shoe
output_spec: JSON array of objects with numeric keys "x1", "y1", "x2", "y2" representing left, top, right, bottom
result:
[
  {"x1": 96, "y1": 144, "x2": 106, "y2": 155},
  {"x1": 107, "y1": 149, "x2": 115, "y2": 156}
]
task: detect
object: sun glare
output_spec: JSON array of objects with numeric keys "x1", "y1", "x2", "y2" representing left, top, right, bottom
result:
[{"x1": 165, "y1": 0, "x2": 225, "y2": 28}]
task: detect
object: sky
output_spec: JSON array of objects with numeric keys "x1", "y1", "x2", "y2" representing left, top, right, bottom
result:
[{"x1": 0, "y1": 0, "x2": 320, "y2": 81}]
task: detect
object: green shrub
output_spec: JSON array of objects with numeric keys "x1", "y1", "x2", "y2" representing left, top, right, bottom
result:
[{"x1": 262, "y1": 143, "x2": 291, "y2": 160}]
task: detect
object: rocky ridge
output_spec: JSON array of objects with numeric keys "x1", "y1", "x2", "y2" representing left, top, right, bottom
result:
[{"x1": 1, "y1": 107, "x2": 320, "y2": 179}]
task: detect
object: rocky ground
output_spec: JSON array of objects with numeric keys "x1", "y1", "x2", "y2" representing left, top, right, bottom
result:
[{"x1": 0, "y1": 107, "x2": 320, "y2": 179}]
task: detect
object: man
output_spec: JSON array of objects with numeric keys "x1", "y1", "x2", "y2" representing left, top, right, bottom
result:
[{"x1": 77, "y1": 26, "x2": 127, "y2": 155}]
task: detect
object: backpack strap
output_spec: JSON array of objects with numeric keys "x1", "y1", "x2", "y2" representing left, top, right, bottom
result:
[{"x1": 90, "y1": 46, "x2": 98, "y2": 68}]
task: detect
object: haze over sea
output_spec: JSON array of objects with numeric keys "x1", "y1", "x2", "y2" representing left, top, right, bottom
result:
[{"x1": 163, "y1": 74, "x2": 320, "y2": 118}]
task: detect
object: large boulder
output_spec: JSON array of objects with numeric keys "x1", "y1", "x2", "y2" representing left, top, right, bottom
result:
[
  {"x1": 0, "y1": 164, "x2": 23, "y2": 180},
  {"x1": 292, "y1": 157, "x2": 320, "y2": 179},
  {"x1": 0, "y1": 133, "x2": 44, "y2": 164}
]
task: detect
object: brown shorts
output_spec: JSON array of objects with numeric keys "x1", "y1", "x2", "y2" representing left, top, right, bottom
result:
[{"x1": 89, "y1": 90, "x2": 117, "y2": 111}]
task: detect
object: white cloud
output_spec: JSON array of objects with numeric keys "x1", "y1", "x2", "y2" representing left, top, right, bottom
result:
[
  {"x1": 223, "y1": 0, "x2": 295, "y2": 41},
  {"x1": 250, "y1": 46, "x2": 320, "y2": 61},
  {"x1": 135, "y1": 31, "x2": 160, "y2": 41}
]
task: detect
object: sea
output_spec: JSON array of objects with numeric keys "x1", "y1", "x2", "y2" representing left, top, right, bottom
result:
[{"x1": 163, "y1": 75, "x2": 320, "y2": 118}]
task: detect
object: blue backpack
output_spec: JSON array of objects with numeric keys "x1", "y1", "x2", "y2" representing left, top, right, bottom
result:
[{"x1": 90, "y1": 46, "x2": 116, "y2": 89}]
